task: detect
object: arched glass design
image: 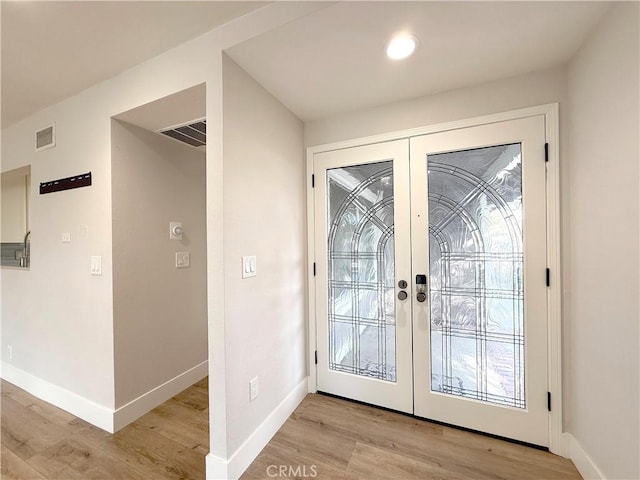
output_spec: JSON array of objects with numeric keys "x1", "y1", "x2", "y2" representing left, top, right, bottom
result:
[
  {"x1": 428, "y1": 143, "x2": 526, "y2": 408},
  {"x1": 327, "y1": 161, "x2": 396, "y2": 382}
]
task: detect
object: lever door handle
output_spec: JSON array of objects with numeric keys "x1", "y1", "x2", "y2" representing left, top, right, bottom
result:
[{"x1": 415, "y1": 274, "x2": 427, "y2": 302}]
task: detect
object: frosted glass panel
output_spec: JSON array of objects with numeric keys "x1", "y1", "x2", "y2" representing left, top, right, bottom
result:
[
  {"x1": 428, "y1": 144, "x2": 525, "y2": 408},
  {"x1": 327, "y1": 162, "x2": 396, "y2": 382}
]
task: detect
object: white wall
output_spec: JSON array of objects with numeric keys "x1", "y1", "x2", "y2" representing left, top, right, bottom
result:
[
  {"x1": 111, "y1": 120, "x2": 207, "y2": 409},
  {"x1": 0, "y1": 16, "x2": 220, "y2": 417},
  {"x1": 1, "y1": 95, "x2": 119, "y2": 410},
  {"x1": 305, "y1": 67, "x2": 568, "y2": 147},
  {"x1": 566, "y1": 3, "x2": 639, "y2": 479},
  {"x1": 222, "y1": 55, "x2": 306, "y2": 456},
  {"x1": 0, "y1": 1, "x2": 319, "y2": 443},
  {"x1": 0, "y1": 39, "x2": 217, "y2": 428}
]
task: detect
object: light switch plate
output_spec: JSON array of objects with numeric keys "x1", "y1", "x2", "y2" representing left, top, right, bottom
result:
[
  {"x1": 242, "y1": 256, "x2": 256, "y2": 278},
  {"x1": 79, "y1": 224, "x2": 89, "y2": 240},
  {"x1": 62, "y1": 232, "x2": 71, "y2": 243},
  {"x1": 176, "y1": 252, "x2": 190, "y2": 268},
  {"x1": 90, "y1": 256, "x2": 102, "y2": 275}
]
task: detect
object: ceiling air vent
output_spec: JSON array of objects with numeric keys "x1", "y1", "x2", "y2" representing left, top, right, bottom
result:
[
  {"x1": 35, "y1": 124, "x2": 55, "y2": 151},
  {"x1": 159, "y1": 119, "x2": 206, "y2": 148}
]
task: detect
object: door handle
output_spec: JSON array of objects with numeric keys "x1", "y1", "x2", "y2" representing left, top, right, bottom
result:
[
  {"x1": 416, "y1": 274, "x2": 427, "y2": 302},
  {"x1": 397, "y1": 280, "x2": 408, "y2": 300}
]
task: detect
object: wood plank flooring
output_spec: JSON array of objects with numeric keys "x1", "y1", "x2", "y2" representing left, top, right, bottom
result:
[
  {"x1": 1, "y1": 378, "x2": 582, "y2": 479},
  {"x1": 241, "y1": 394, "x2": 582, "y2": 480},
  {"x1": 1, "y1": 378, "x2": 208, "y2": 480}
]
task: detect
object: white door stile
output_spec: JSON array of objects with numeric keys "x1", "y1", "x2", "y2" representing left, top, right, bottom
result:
[
  {"x1": 410, "y1": 116, "x2": 548, "y2": 447},
  {"x1": 314, "y1": 140, "x2": 413, "y2": 414}
]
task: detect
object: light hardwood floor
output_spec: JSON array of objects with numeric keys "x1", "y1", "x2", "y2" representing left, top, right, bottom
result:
[
  {"x1": 241, "y1": 394, "x2": 582, "y2": 480},
  {"x1": 1, "y1": 379, "x2": 582, "y2": 480},
  {"x1": 1, "y1": 378, "x2": 208, "y2": 479}
]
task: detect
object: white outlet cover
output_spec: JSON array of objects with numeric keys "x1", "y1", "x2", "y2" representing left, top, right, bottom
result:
[
  {"x1": 176, "y1": 252, "x2": 190, "y2": 268},
  {"x1": 249, "y1": 376, "x2": 259, "y2": 401}
]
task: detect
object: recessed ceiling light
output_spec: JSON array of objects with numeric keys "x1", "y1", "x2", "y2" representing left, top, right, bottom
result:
[{"x1": 386, "y1": 34, "x2": 418, "y2": 60}]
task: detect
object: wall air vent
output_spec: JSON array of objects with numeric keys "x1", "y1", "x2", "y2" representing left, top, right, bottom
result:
[
  {"x1": 35, "y1": 124, "x2": 55, "y2": 151},
  {"x1": 159, "y1": 119, "x2": 206, "y2": 148}
]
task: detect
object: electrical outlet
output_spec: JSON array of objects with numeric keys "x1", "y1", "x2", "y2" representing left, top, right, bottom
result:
[
  {"x1": 249, "y1": 376, "x2": 259, "y2": 402},
  {"x1": 7, "y1": 345, "x2": 13, "y2": 361}
]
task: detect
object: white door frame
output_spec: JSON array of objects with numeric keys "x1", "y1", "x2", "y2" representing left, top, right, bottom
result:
[{"x1": 305, "y1": 103, "x2": 562, "y2": 455}]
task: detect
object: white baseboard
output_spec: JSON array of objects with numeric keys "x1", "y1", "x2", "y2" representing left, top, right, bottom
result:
[
  {"x1": 113, "y1": 360, "x2": 208, "y2": 431},
  {"x1": 1, "y1": 360, "x2": 209, "y2": 434},
  {"x1": 0, "y1": 362, "x2": 114, "y2": 432},
  {"x1": 563, "y1": 433, "x2": 606, "y2": 480},
  {"x1": 206, "y1": 376, "x2": 308, "y2": 480}
]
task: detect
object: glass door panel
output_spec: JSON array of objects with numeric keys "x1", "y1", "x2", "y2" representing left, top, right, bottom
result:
[
  {"x1": 427, "y1": 144, "x2": 526, "y2": 408},
  {"x1": 327, "y1": 162, "x2": 397, "y2": 382}
]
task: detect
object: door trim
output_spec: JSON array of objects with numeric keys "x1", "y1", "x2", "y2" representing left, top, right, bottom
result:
[{"x1": 305, "y1": 103, "x2": 563, "y2": 455}]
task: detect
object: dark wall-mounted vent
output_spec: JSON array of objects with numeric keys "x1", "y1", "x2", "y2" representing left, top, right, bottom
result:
[
  {"x1": 159, "y1": 120, "x2": 206, "y2": 148},
  {"x1": 35, "y1": 124, "x2": 55, "y2": 151}
]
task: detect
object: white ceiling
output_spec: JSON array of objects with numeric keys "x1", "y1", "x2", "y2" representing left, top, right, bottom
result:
[
  {"x1": 115, "y1": 84, "x2": 206, "y2": 133},
  {"x1": 1, "y1": 1, "x2": 265, "y2": 127},
  {"x1": 1, "y1": 1, "x2": 612, "y2": 128},
  {"x1": 227, "y1": 1, "x2": 612, "y2": 121}
]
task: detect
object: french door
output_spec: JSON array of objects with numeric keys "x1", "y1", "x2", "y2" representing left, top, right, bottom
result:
[{"x1": 313, "y1": 116, "x2": 549, "y2": 446}]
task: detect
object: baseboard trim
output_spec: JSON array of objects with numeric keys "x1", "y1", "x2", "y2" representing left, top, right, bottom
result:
[
  {"x1": 563, "y1": 433, "x2": 606, "y2": 480},
  {"x1": 206, "y1": 376, "x2": 308, "y2": 480},
  {"x1": 113, "y1": 360, "x2": 208, "y2": 432},
  {"x1": 1, "y1": 361, "x2": 209, "y2": 434},
  {"x1": 0, "y1": 362, "x2": 114, "y2": 432}
]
